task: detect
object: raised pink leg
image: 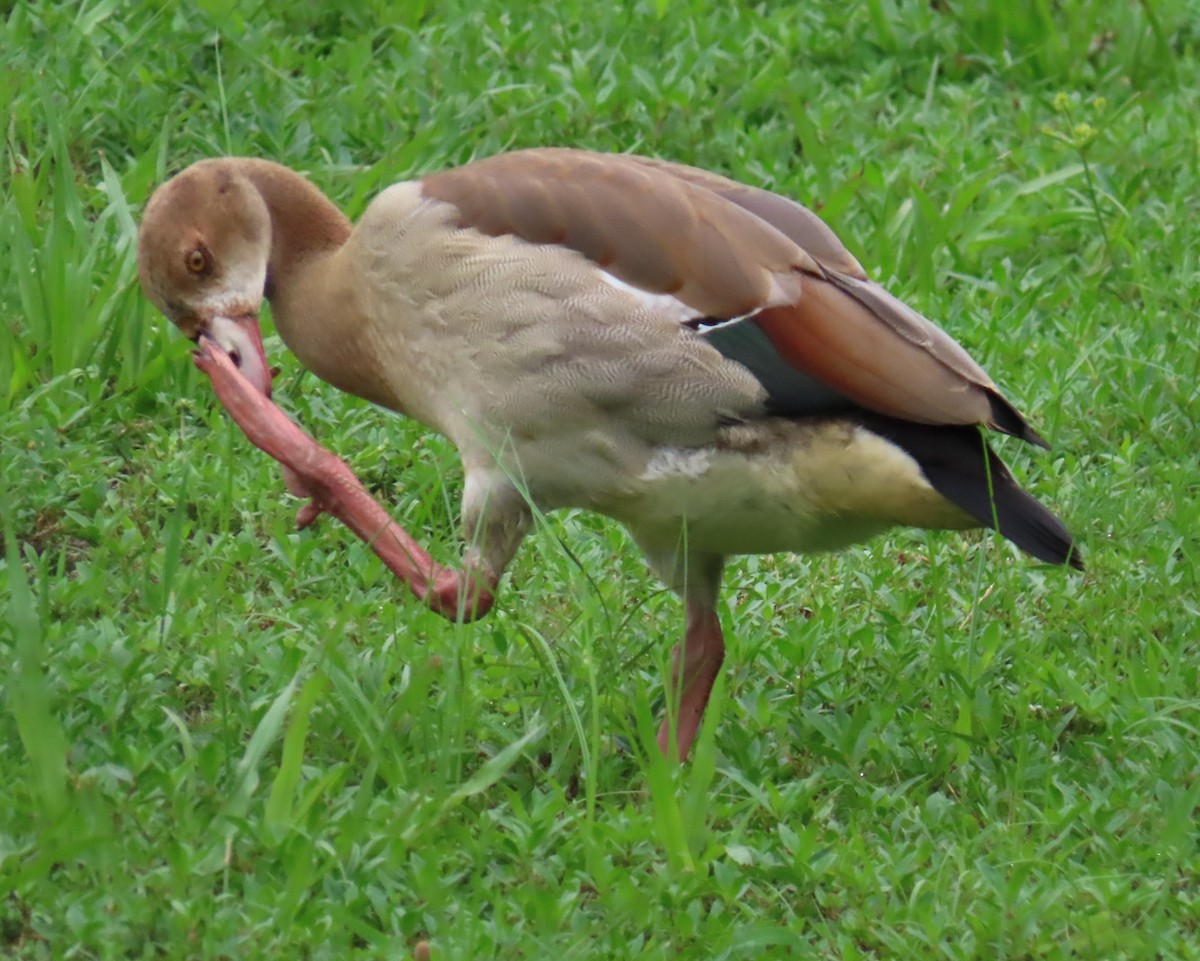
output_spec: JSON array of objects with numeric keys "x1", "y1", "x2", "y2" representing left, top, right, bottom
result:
[
  {"x1": 193, "y1": 338, "x2": 495, "y2": 621},
  {"x1": 656, "y1": 601, "x2": 726, "y2": 762}
]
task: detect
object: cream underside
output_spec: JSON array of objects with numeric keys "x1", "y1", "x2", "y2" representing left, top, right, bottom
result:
[{"x1": 608, "y1": 422, "x2": 976, "y2": 558}]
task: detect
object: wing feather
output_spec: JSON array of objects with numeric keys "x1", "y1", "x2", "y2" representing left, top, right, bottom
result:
[{"x1": 420, "y1": 147, "x2": 1046, "y2": 445}]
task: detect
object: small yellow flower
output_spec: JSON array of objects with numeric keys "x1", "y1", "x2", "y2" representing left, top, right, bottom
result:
[{"x1": 1053, "y1": 92, "x2": 1072, "y2": 112}]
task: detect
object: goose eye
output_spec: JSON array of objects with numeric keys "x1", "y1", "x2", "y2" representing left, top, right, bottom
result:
[{"x1": 186, "y1": 248, "x2": 208, "y2": 274}]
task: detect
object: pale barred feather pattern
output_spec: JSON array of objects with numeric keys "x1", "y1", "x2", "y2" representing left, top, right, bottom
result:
[{"x1": 287, "y1": 183, "x2": 770, "y2": 510}]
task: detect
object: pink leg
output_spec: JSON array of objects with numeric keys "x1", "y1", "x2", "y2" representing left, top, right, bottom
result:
[
  {"x1": 656, "y1": 602, "x2": 725, "y2": 762},
  {"x1": 193, "y1": 338, "x2": 496, "y2": 621}
]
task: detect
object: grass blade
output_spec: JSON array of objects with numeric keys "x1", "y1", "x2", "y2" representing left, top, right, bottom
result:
[{"x1": 2, "y1": 500, "x2": 69, "y2": 820}]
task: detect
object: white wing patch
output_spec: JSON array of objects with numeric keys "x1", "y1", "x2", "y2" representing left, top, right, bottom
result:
[
  {"x1": 596, "y1": 269, "x2": 789, "y2": 334},
  {"x1": 689, "y1": 310, "x2": 764, "y2": 334},
  {"x1": 596, "y1": 270, "x2": 702, "y2": 323}
]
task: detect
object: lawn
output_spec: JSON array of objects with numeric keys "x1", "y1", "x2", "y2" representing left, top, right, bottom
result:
[{"x1": 2, "y1": 1, "x2": 1199, "y2": 958}]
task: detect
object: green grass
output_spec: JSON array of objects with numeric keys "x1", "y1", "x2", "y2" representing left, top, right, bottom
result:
[{"x1": 3, "y1": 0, "x2": 1199, "y2": 957}]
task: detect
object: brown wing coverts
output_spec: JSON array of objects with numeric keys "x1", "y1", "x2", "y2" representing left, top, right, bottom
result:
[
  {"x1": 423, "y1": 149, "x2": 801, "y2": 318},
  {"x1": 621, "y1": 154, "x2": 868, "y2": 280},
  {"x1": 421, "y1": 148, "x2": 1045, "y2": 445}
]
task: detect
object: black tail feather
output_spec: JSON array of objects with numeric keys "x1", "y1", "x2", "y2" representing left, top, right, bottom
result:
[{"x1": 862, "y1": 416, "x2": 1084, "y2": 570}]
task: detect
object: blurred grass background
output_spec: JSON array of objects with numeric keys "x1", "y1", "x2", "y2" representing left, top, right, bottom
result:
[{"x1": 2, "y1": 1, "x2": 1198, "y2": 958}]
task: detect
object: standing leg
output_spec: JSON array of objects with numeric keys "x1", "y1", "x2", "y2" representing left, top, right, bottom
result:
[
  {"x1": 645, "y1": 551, "x2": 725, "y2": 762},
  {"x1": 657, "y1": 599, "x2": 726, "y2": 762}
]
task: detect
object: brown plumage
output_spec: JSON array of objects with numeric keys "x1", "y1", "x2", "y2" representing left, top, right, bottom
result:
[{"x1": 138, "y1": 148, "x2": 1082, "y2": 762}]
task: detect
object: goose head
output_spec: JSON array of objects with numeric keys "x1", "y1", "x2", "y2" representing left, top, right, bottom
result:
[{"x1": 137, "y1": 161, "x2": 273, "y2": 396}]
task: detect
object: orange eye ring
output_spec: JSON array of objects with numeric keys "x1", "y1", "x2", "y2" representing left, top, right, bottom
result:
[{"x1": 186, "y1": 248, "x2": 207, "y2": 274}]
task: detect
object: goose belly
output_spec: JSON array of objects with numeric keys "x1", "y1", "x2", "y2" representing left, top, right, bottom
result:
[{"x1": 609, "y1": 419, "x2": 976, "y2": 557}]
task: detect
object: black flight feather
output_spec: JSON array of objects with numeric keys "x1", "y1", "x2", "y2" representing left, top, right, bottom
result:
[{"x1": 859, "y1": 415, "x2": 1083, "y2": 570}]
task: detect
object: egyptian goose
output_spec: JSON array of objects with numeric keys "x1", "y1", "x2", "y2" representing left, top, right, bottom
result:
[{"x1": 137, "y1": 149, "x2": 1082, "y2": 762}]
